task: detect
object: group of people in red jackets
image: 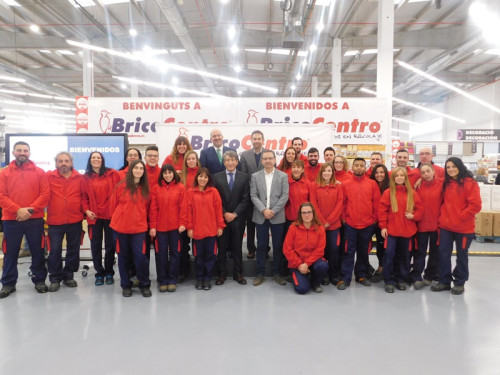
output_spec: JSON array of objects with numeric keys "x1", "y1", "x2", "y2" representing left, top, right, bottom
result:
[{"x1": 0, "y1": 136, "x2": 481, "y2": 299}]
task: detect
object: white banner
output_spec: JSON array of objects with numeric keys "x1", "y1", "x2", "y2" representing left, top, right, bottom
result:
[{"x1": 85, "y1": 97, "x2": 391, "y2": 157}]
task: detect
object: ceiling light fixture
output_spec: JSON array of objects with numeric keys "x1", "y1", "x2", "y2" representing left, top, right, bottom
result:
[
  {"x1": 231, "y1": 44, "x2": 239, "y2": 54},
  {"x1": 360, "y1": 87, "x2": 465, "y2": 124},
  {"x1": 0, "y1": 75, "x2": 26, "y2": 83},
  {"x1": 391, "y1": 117, "x2": 421, "y2": 126},
  {"x1": 397, "y1": 59, "x2": 500, "y2": 115},
  {"x1": 129, "y1": 28, "x2": 138, "y2": 37},
  {"x1": 113, "y1": 76, "x2": 227, "y2": 98},
  {"x1": 0, "y1": 88, "x2": 74, "y2": 102},
  {"x1": 67, "y1": 39, "x2": 278, "y2": 94},
  {"x1": 30, "y1": 24, "x2": 40, "y2": 33}
]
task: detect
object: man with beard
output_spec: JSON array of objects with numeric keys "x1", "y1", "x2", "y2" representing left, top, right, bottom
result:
[
  {"x1": 291, "y1": 137, "x2": 308, "y2": 163},
  {"x1": 0, "y1": 141, "x2": 50, "y2": 298},
  {"x1": 46, "y1": 152, "x2": 89, "y2": 292},
  {"x1": 392, "y1": 148, "x2": 420, "y2": 186},
  {"x1": 240, "y1": 130, "x2": 266, "y2": 259},
  {"x1": 338, "y1": 158, "x2": 381, "y2": 290},
  {"x1": 304, "y1": 147, "x2": 322, "y2": 182}
]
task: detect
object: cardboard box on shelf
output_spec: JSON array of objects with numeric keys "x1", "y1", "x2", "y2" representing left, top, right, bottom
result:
[
  {"x1": 479, "y1": 185, "x2": 492, "y2": 211},
  {"x1": 491, "y1": 186, "x2": 500, "y2": 211},
  {"x1": 493, "y1": 212, "x2": 500, "y2": 237},
  {"x1": 475, "y1": 211, "x2": 494, "y2": 237}
]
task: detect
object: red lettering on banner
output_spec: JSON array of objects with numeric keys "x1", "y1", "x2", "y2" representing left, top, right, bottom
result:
[
  {"x1": 342, "y1": 102, "x2": 349, "y2": 110},
  {"x1": 122, "y1": 102, "x2": 195, "y2": 110}
]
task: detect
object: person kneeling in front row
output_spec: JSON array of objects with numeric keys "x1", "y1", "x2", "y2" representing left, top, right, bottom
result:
[{"x1": 283, "y1": 203, "x2": 328, "y2": 294}]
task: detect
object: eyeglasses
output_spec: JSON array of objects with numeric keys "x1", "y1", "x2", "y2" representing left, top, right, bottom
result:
[
  {"x1": 301, "y1": 211, "x2": 313, "y2": 215},
  {"x1": 419, "y1": 152, "x2": 431, "y2": 156},
  {"x1": 146, "y1": 154, "x2": 159, "y2": 158}
]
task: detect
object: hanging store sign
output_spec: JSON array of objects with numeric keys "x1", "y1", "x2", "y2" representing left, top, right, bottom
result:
[{"x1": 457, "y1": 129, "x2": 500, "y2": 141}]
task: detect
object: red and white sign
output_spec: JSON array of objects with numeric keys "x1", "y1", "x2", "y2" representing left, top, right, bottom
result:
[
  {"x1": 85, "y1": 97, "x2": 390, "y2": 155},
  {"x1": 75, "y1": 96, "x2": 89, "y2": 133}
]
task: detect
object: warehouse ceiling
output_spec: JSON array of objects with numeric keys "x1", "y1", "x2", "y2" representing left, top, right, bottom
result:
[{"x1": 0, "y1": 0, "x2": 500, "y2": 131}]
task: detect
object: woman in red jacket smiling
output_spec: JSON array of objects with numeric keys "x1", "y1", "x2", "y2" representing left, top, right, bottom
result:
[
  {"x1": 162, "y1": 136, "x2": 193, "y2": 175},
  {"x1": 413, "y1": 163, "x2": 443, "y2": 289},
  {"x1": 184, "y1": 168, "x2": 225, "y2": 291},
  {"x1": 84, "y1": 152, "x2": 121, "y2": 286},
  {"x1": 333, "y1": 155, "x2": 353, "y2": 183},
  {"x1": 149, "y1": 164, "x2": 186, "y2": 293},
  {"x1": 310, "y1": 162, "x2": 343, "y2": 285},
  {"x1": 277, "y1": 147, "x2": 297, "y2": 176},
  {"x1": 283, "y1": 202, "x2": 328, "y2": 294},
  {"x1": 378, "y1": 167, "x2": 423, "y2": 293},
  {"x1": 110, "y1": 160, "x2": 151, "y2": 298},
  {"x1": 431, "y1": 157, "x2": 481, "y2": 295},
  {"x1": 181, "y1": 150, "x2": 201, "y2": 189}
]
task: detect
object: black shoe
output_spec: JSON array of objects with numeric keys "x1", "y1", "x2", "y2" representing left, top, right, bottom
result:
[
  {"x1": 48, "y1": 282, "x2": 61, "y2": 292},
  {"x1": 246, "y1": 251, "x2": 255, "y2": 259},
  {"x1": 357, "y1": 278, "x2": 372, "y2": 287},
  {"x1": 384, "y1": 284, "x2": 395, "y2": 293},
  {"x1": 35, "y1": 283, "x2": 48, "y2": 294},
  {"x1": 140, "y1": 287, "x2": 152, "y2": 298},
  {"x1": 336, "y1": 281, "x2": 347, "y2": 290},
  {"x1": 215, "y1": 276, "x2": 226, "y2": 285},
  {"x1": 396, "y1": 282, "x2": 408, "y2": 291},
  {"x1": 451, "y1": 285, "x2": 465, "y2": 295},
  {"x1": 195, "y1": 281, "x2": 203, "y2": 290},
  {"x1": 233, "y1": 275, "x2": 247, "y2": 285},
  {"x1": 371, "y1": 271, "x2": 383, "y2": 283},
  {"x1": 63, "y1": 279, "x2": 77, "y2": 288},
  {"x1": 203, "y1": 281, "x2": 212, "y2": 290},
  {"x1": 105, "y1": 275, "x2": 114, "y2": 285},
  {"x1": 122, "y1": 288, "x2": 132, "y2": 297},
  {"x1": 413, "y1": 281, "x2": 424, "y2": 290},
  {"x1": 321, "y1": 277, "x2": 330, "y2": 286},
  {"x1": 0, "y1": 286, "x2": 16, "y2": 299},
  {"x1": 431, "y1": 283, "x2": 451, "y2": 292}
]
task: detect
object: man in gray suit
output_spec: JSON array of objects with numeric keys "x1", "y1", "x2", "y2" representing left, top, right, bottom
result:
[
  {"x1": 240, "y1": 130, "x2": 265, "y2": 259},
  {"x1": 250, "y1": 150, "x2": 289, "y2": 286}
]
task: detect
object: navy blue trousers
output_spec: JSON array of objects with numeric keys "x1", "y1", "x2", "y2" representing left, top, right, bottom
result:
[
  {"x1": 256, "y1": 220, "x2": 284, "y2": 276},
  {"x1": 341, "y1": 224, "x2": 374, "y2": 283},
  {"x1": 155, "y1": 230, "x2": 181, "y2": 285},
  {"x1": 413, "y1": 231, "x2": 439, "y2": 282},
  {"x1": 1, "y1": 218, "x2": 46, "y2": 287},
  {"x1": 193, "y1": 236, "x2": 217, "y2": 281},
  {"x1": 89, "y1": 219, "x2": 115, "y2": 277},
  {"x1": 217, "y1": 218, "x2": 244, "y2": 277},
  {"x1": 438, "y1": 228, "x2": 474, "y2": 286},
  {"x1": 115, "y1": 232, "x2": 150, "y2": 289},
  {"x1": 383, "y1": 235, "x2": 412, "y2": 285},
  {"x1": 325, "y1": 228, "x2": 341, "y2": 280},
  {"x1": 291, "y1": 259, "x2": 328, "y2": 294},
  {"x1": 47, "y1": 222, "x2": 82, "y2": 283}
]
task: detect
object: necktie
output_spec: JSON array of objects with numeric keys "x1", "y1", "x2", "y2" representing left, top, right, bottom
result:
[
  {"x1": 216, "y1": 148, "x2": 222, "y2": 163},
  {"x1": 228, "y1": 172, "x2": 234, "y2": 191}
]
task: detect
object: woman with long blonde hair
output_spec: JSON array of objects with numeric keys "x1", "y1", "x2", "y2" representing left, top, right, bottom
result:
[{"x1": 378, "y1": 167, "x2": 423, "y2": 293}]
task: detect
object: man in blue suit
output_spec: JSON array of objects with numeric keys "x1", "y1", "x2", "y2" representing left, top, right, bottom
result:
[{"x1": 200, "y1": 128, "x2": 235, "y2": 175}]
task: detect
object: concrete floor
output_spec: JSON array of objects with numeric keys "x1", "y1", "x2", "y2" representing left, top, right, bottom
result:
[{"x1": 1, "y1": 249, "x2": 500, "y2": 375}]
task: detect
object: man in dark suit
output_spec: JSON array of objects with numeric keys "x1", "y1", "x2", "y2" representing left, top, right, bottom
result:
[
  {"x1": 200, "y1": 128, "x2": 235, "y2": 175},
  {"x1": 213, "y1": 150, "x2": 250, "y2": 285},
  {"x1": 239, "y1": 130, "x2": 266, "y2": 259},
  {"x1": 250, "y1": 150, "x2": 289, "y2": 287}
]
